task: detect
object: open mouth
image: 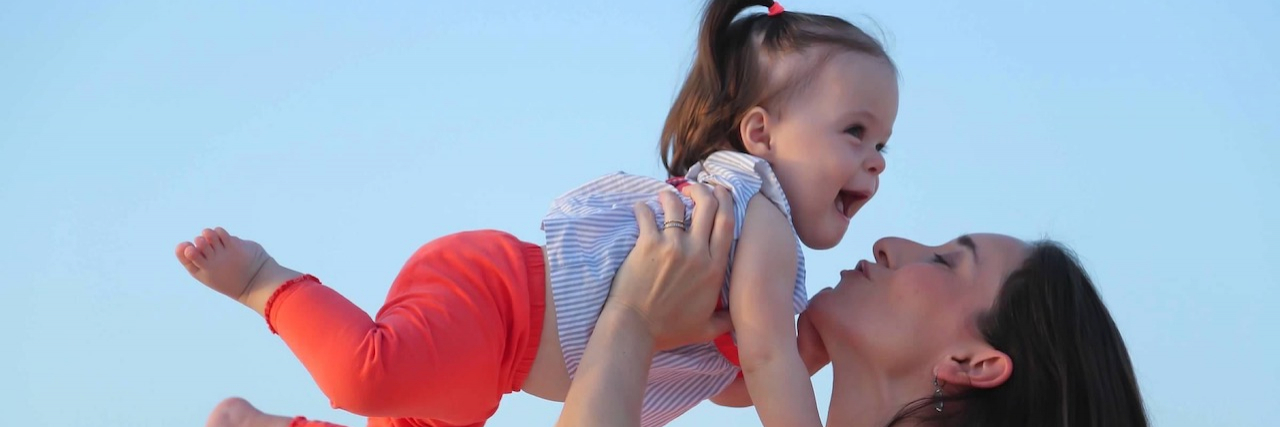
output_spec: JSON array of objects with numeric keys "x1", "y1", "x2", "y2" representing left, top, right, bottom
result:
[{"x1": 835, "y1": 190, "x2": 870, "y2": 219}]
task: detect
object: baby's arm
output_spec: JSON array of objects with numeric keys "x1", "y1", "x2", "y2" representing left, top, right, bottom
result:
[
  {"x1": 721, "y1": 194, "x2": 822, "y2": 427},
  {"x1": 711, "y1": 312, "x2": 830, "y2": 407},
  {"x1": 710, "y1": 330, "x2": 830, "y2": 407}
]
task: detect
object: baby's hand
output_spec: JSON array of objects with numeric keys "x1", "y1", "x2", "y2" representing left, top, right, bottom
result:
[{"x1": 797, "y1": 310, "x2": 829, "y2": 375}]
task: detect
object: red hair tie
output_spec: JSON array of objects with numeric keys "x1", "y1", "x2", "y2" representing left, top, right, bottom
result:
[{"x1": 767, "y1": 2, "x2": 785, "y2": 16}]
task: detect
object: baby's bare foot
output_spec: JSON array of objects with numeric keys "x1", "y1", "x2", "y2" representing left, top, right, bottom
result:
[
  {"x1": 176, "y1": 227, "x2": 267, "y2": 302},
  {"x1": 176, "y1": 227, "x2": 303, "y2": 315},
  {"x1": 205, "y1": 397, "x2": 294, "y2": 427}
]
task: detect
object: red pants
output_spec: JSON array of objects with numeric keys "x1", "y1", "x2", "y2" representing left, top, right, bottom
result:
[{"x1": 264, "y1": 230, "x2": 547, "y2": 427}]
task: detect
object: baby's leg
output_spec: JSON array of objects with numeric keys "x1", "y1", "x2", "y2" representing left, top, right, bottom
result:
[
  {"x1": 204, "y1": 397, "x2": 480, "y2": 427},
  {"x1": 176, "y1": 227, "x2": 302, "y2": 316},
  {"x1": 204, "y1": 397, "x2": 330, "y2": 427},
  {"x1": 254, "y1": 230, "x2": 546, "y2": 424}
]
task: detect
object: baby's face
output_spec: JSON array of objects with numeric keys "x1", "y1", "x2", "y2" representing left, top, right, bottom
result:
[{"x1": 762, "y1": 51, "x2": 899, "y2": 249}]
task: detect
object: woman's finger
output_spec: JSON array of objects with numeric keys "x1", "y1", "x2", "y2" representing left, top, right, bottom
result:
[
  {"x1": 682, "y1": 183, "x2": 717, "y2": 241},
  {"x1": 632, "y1": 201, "x2": 658, "y2": 239},
  {"x1": 657, "y1": 190, "x2": 687, "y2": 238},
  {"x1": 709, "y1": 185, "x2": 735, "y2": 265},
  {"x1": 700, "y1": 310, "x2": 733, "y2": 344}
]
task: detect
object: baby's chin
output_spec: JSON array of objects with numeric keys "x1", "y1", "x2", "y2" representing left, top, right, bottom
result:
[{"x1": 797, "y1": 226, "x2": 849, "y2": 250}]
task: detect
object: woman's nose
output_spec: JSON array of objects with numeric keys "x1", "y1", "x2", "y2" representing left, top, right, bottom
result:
[
  {"x1": 872, "y1": 237, "x2": 898, "y2": 268},
  {"x1": 873, "y1": 236, "x2": 925, "y2": 269}
]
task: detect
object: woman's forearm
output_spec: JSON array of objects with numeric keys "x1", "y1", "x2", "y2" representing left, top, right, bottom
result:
[{"x1": 555, "y1": 305, "x2": 657, "y2": 427}]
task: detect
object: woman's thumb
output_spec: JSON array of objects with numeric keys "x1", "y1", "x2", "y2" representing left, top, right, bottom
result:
[{"x1": 701, "y1": 310, "x2": 733, "y2": 341}]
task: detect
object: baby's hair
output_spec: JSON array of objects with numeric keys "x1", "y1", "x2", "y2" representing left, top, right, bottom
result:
[{"x1": 660, "y1": 0, "x2": 895, "y2": 177}]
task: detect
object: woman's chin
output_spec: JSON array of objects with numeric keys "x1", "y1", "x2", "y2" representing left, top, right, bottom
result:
[{"x1": 806, "y1": 286, "x2": 841, "y2": 314}]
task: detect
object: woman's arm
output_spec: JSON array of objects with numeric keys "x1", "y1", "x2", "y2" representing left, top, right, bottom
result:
[
  {"x1": 555, "y1": 184, "x2": 736, "y2": 427},
  {"x1": 554, "y1": 304, "x2": 659, "y2": 427}
]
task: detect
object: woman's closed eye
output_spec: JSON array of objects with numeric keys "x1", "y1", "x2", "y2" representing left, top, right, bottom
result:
[{"x1": 932, "y1": 253, "x2": 951, "y2": 267}]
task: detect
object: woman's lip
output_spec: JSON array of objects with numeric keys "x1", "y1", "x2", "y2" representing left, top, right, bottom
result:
[{"x1": 856, "y1": 260, "x2": 872, "y2": 279}]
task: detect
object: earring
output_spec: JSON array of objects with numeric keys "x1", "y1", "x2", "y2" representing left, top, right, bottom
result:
[{"x1": 933, "y1": 376, "x2": 944, "y2": 412}]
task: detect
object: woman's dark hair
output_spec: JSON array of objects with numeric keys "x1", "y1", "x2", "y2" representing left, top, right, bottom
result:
[
  {"x1": 891, "y1": 241, "x2": 1149, "y2": 426},
  {"x1": 660, "y1": 0, "x2": 894, "y2": 177}
]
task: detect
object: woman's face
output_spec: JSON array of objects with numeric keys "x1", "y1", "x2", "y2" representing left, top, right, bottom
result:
[{"x1": 805, "y1": 233, "x2": 1029, "y2": 377}]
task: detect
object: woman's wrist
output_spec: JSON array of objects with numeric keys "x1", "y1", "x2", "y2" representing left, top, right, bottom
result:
[
  {"x1": 555, "y1": 301, "x2": 659, "y2": 427},
  {"x1": 597, "y1": 302, "x2": 659, "y2": 354}
]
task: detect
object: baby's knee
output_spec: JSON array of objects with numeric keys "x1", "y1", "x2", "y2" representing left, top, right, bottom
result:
[
  {"x1": 414, "y1": 230, "x2": 515, "y2": 258},
  {"x1": 320, "y1": 371, "x2": 495, "y2": 422},
  {"x1": 317, "y1": 371, "x2": 399, "y2": 416}
]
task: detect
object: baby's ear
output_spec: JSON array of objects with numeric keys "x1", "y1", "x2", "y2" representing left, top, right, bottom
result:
[{"x1": 739, "y1": 106, "x2": 775, "y2": 160}]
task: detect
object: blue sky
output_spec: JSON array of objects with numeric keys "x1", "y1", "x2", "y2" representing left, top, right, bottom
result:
[{"x1": 1, "y1": 0, "x2": 1276, "y2": 426}]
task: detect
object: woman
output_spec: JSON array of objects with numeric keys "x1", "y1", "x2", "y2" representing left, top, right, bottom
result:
[{"x1": 557, "y1": 184, "x2": 1149, "y2": 426}]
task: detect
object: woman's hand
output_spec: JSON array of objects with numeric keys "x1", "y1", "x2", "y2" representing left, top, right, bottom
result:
[
  {"x1": 607, "y1": 183, "x2": 736, "y2": 351},
  {"x1": 555, "y1": 183, "x2": 737, "y2": 427}
]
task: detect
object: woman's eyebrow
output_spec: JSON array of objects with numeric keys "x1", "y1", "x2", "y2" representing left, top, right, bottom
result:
[{"x1": 958, "y1": 235, "x2": 979, "y2": 263}]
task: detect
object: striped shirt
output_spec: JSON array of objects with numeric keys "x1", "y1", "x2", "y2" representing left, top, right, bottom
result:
[{"x1": 541, "y1": 151, "x2": 808, "y2": 427}]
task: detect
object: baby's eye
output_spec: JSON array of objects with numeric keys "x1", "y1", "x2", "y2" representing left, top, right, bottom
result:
[
  {"x1": 875, "y1": 143, "x2": 888, "y2": 153},
  {"x1": 845, "y1": 125, "x2": 865, "y2": 139}
]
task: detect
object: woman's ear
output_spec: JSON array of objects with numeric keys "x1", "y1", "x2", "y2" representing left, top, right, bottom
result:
[
  {"x1": 935, "y1": 347, "x2": 1012, "y2": 390},
  {"x1": 739, "y1": 106, "x2": 775, "y2": 160}
]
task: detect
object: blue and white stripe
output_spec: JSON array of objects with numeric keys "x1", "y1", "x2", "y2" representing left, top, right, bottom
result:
[{"x1": 542, "y1": 151, "x2": 808, "y2": 427}]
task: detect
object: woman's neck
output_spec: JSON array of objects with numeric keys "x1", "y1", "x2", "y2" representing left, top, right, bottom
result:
[{"x1": 826, "y1": 358, "x2": 932, "y2": 427}]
